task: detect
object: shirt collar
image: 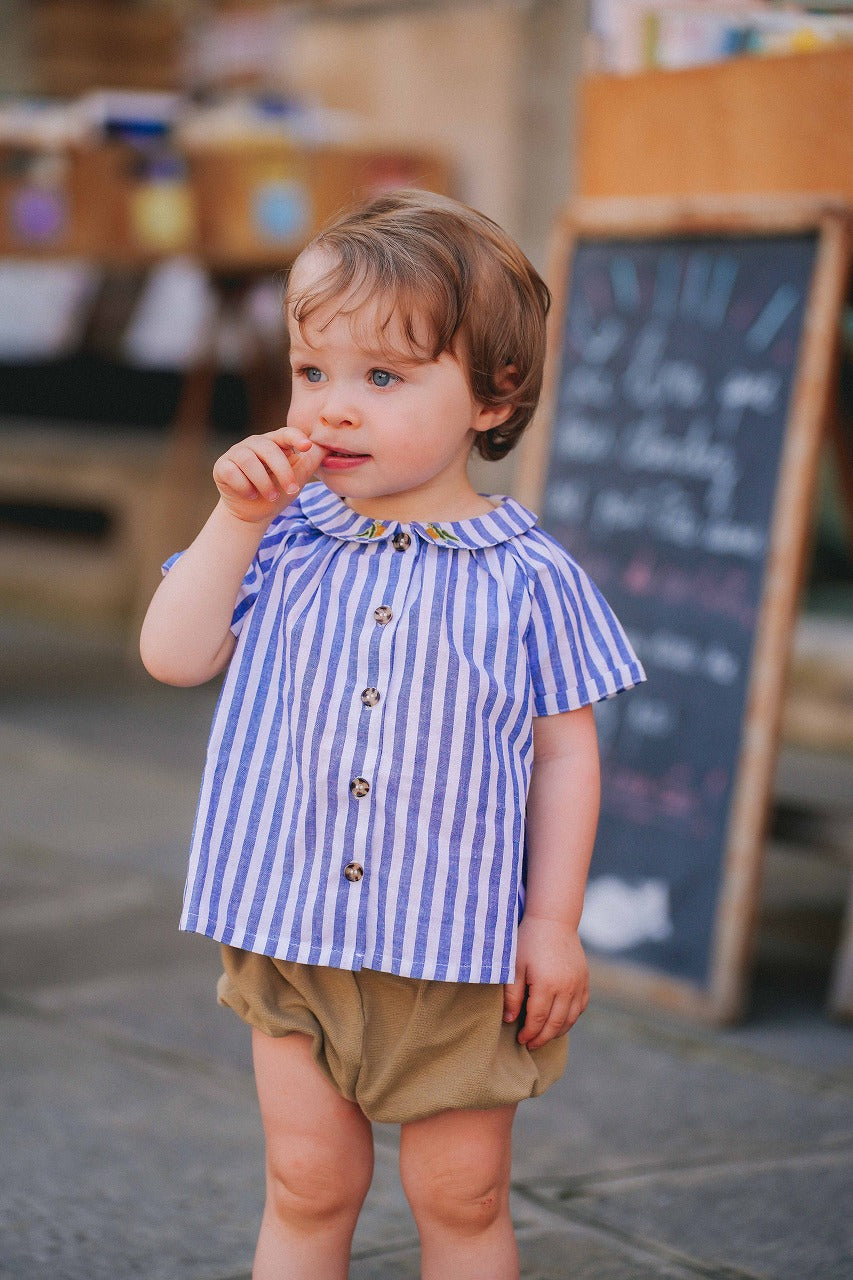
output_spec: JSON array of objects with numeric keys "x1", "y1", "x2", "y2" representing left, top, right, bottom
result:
[{"x1": 297, "y1": 483, "x2": 538, "y2": 549}]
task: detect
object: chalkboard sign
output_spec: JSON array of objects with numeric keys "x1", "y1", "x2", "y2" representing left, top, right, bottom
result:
[{"x1": 518, "y1": 199, "x2": 851, "y2": 1021}]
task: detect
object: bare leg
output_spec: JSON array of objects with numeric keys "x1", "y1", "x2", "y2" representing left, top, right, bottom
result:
[
  {"x1": 251, "y1": 1029, "x2": 374, "y2": 1280},
  {"x1": 399, "y1": 1105, "x2": 518, "y2": 1280}
]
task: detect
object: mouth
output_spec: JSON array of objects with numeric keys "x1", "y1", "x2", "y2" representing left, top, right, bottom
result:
[{"x1": 319, "y1": 447, "x2": 371, "y2": 470}]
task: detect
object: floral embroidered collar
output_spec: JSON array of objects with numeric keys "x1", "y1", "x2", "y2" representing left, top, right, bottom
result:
[{"x1": 298, "y1": 484, "x2": 539, "y2": 549}]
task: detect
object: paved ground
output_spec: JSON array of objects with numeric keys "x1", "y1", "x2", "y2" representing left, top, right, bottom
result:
[{"x1": 1, "y1": 611, "x2": 851, "y2": 1280}]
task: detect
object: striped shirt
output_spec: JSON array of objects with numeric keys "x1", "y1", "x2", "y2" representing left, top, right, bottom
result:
[{"x1": 174, "y1": 485, "x2": 644, "y2": 984}]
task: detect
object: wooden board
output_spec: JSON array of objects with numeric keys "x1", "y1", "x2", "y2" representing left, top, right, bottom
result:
[
  {"x1": 516, "y1": 197, "x2": 851, "y2": 1022},
  {"x1": 579, "y1": 48, "x2": 853, "y2": 202}
]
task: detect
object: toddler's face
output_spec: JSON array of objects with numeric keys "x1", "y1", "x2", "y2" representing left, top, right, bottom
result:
[{"x1": 286, "y1": 251, "x2": 510, "y2": 522}]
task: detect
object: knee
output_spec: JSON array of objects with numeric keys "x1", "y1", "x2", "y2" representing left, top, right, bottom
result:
[
  {"x1": 401, "y1": 1152, "x2": 510, "y2": 1237},
  {"x1": 266, "y1": 1144, "x2": 372, "y2": 1231}
]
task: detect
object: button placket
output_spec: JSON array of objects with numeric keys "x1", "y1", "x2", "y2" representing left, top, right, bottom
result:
[{"x1": 343, "y1": 539, "x2": 411, "y2": 905}]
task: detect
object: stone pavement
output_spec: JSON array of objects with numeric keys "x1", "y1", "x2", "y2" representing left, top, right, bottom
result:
[{"x1": 1, "y1": 612, "x2": 851, "y2": 1280}]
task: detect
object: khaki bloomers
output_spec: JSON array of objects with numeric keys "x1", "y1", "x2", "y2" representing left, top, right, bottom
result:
[{"x1": 218, "y1": 945, "x2": 568, "y2": 1124}]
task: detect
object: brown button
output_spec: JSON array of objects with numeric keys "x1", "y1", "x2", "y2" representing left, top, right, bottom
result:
[
  {"x1": 373, "y1": 605, "x2": 393, "y2": 625},
  {"x1": 392, "y1": 531, "x2": 411, "y2": 551},
  {"x1": 350, "y1": 777, "x2": 370, "y2": 798},
  {"x1": 361, "y1": 687, "x2": 380, "y2": 707},
  {"x1": 344, "y1": 862, "x2": 364, "y2": 883}
]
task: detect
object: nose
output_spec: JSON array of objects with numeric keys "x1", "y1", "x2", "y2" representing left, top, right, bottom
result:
[{"x1": 319, "y1": 383, "x2": 361, "y2": 429}]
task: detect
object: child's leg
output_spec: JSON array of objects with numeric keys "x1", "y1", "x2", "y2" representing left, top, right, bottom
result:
[
  {"x1": 251, "y1": 1028, "x2": 374, "y2": 1280},
  {"x1": 399, "y1": 1104, "x2": 518, "y2": 1280}
]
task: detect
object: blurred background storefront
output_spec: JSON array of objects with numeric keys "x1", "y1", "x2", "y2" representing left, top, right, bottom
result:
[
  {"x1": 0, "y1": 0, "x2": 589, "y2": 622},
  {"x1": 1, "y1": 0, "x2": 852, "y2": 1016}
]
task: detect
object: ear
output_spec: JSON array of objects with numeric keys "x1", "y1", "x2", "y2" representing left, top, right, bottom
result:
[
  {"x1": 472, "y1": 400, "x2": 514, "y2": 435},
  {"x1": 472, "y1": 364, "x2": 518, "y2": 435}
]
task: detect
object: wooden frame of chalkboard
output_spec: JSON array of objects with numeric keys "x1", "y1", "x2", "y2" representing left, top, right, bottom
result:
[{"x1": 517, "y1": 197, "x2": 851, "y2": 1022}]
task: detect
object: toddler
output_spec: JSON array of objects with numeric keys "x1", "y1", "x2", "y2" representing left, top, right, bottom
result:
[{"x1": 140, "y1": 189, "x2": 645, "y2": 1280}]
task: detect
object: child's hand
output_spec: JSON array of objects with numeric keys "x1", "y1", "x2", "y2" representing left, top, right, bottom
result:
[
  {"x1": 213, "y1": 427, "x2": 329, "y2": 524},
  {"x1": 503, "y1": 915, "x2": 589, "y2": 1049}
]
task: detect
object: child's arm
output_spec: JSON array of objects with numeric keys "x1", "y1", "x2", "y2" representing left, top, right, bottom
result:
[
  {"x1": 503, "y1": 705, "x2": 600, "y2": 1048},
  {"x1": 139, "y1": 428, "x2": 326, "y2": 687}
]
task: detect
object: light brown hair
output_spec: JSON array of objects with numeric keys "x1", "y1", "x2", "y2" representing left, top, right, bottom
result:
[{"x1": 286, "y1": 189, "x2": 550, "y2": 460}]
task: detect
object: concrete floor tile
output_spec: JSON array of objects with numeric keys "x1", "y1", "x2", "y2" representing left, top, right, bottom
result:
[
  {"x1": 0, "y1": 720, "x2": 200, "y2": 874},
  {"x1": 0, "y1": 1013, "x2": 261, "y2": 1280},
  {"x1": 1, "y1": 849, "x2": 190, "y2": 995},
  {"x1": 512, "y1": 1218, "x2": 698, "y2": 1280},
  {"x1": 531, "y1": 1146, "x2": 853, "y2": 1280},
  {"x1": 21, "y1": 945, "x2": 254, "y2": 1078},
  {"x1": 511, "y1": 1006, "x2": 852, "y2": 1184},
  {"x1": 349, "y1": 1200, "x2": 701, "y2": 1280}
]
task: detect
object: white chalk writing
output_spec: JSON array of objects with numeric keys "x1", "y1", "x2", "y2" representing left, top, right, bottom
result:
[
  {"x1": 562, "y1": 365, "x2": 615, "y2": 408},
  {"x1": 630, "y1": 629, "x2": 741, "y2": 685},
  {"x1": 718, "y1": 368, "x2": 781, "y2": 415},
  {"x1": 591, "y1": 487, "x2": 647, "y2": 536},
  {"x1": 554, "y1": 414, "x2": 616, "y2": 463},
  {"x1": 571, "y1": 314, "x2": 624, "y2": 364},
  {"x1": 589, "y1": 481, "x2": 764, "y2": 560},
  {"x1": 622, "y1": 415, "x2": 739, "y2": 517},
  {"x1": 544, "y1": 478, "x2": 589, "y2": 524},
  {"x1": 716, "y1": 367, "x2": 783, "y2": 435},
  {"x1": 623, "y1": 323, "x2": 705, "y2": 411},
  {"x1": 703, "y1": 520, "x2": 765, "y2": 558},
  {"x1": 626, "y1": 698, "x2": 676, "y2": 737}
]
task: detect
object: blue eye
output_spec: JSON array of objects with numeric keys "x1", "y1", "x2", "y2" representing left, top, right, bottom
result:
[
  {"x1": 304, "y1": 367, "x2": 324, "y2": 383},
  {"x1": 370, "y1": 369, "x2": 397, "y2": 388}
]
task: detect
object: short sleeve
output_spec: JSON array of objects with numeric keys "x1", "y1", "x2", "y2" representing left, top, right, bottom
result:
[
  {"x1": 523, "y1": 534, "x2": 645, "y2": 716},
  {"x1": 161, "y1": 508, "x2": 301, "y2": 638}
]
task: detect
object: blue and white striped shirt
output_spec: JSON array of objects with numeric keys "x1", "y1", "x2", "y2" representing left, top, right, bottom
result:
[{"x1": 175, "y1": 485, "x2": 644, "y2": 984}]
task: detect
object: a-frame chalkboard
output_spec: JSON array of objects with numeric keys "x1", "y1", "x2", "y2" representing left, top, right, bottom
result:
[{"x1": 517, "y1": 198, "x2": 851, "y2": 1022}]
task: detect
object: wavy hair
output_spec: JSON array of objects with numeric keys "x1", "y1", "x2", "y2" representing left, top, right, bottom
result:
[{"x1": 286, "y1": 189, "x2": 550, "y2": 460}]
